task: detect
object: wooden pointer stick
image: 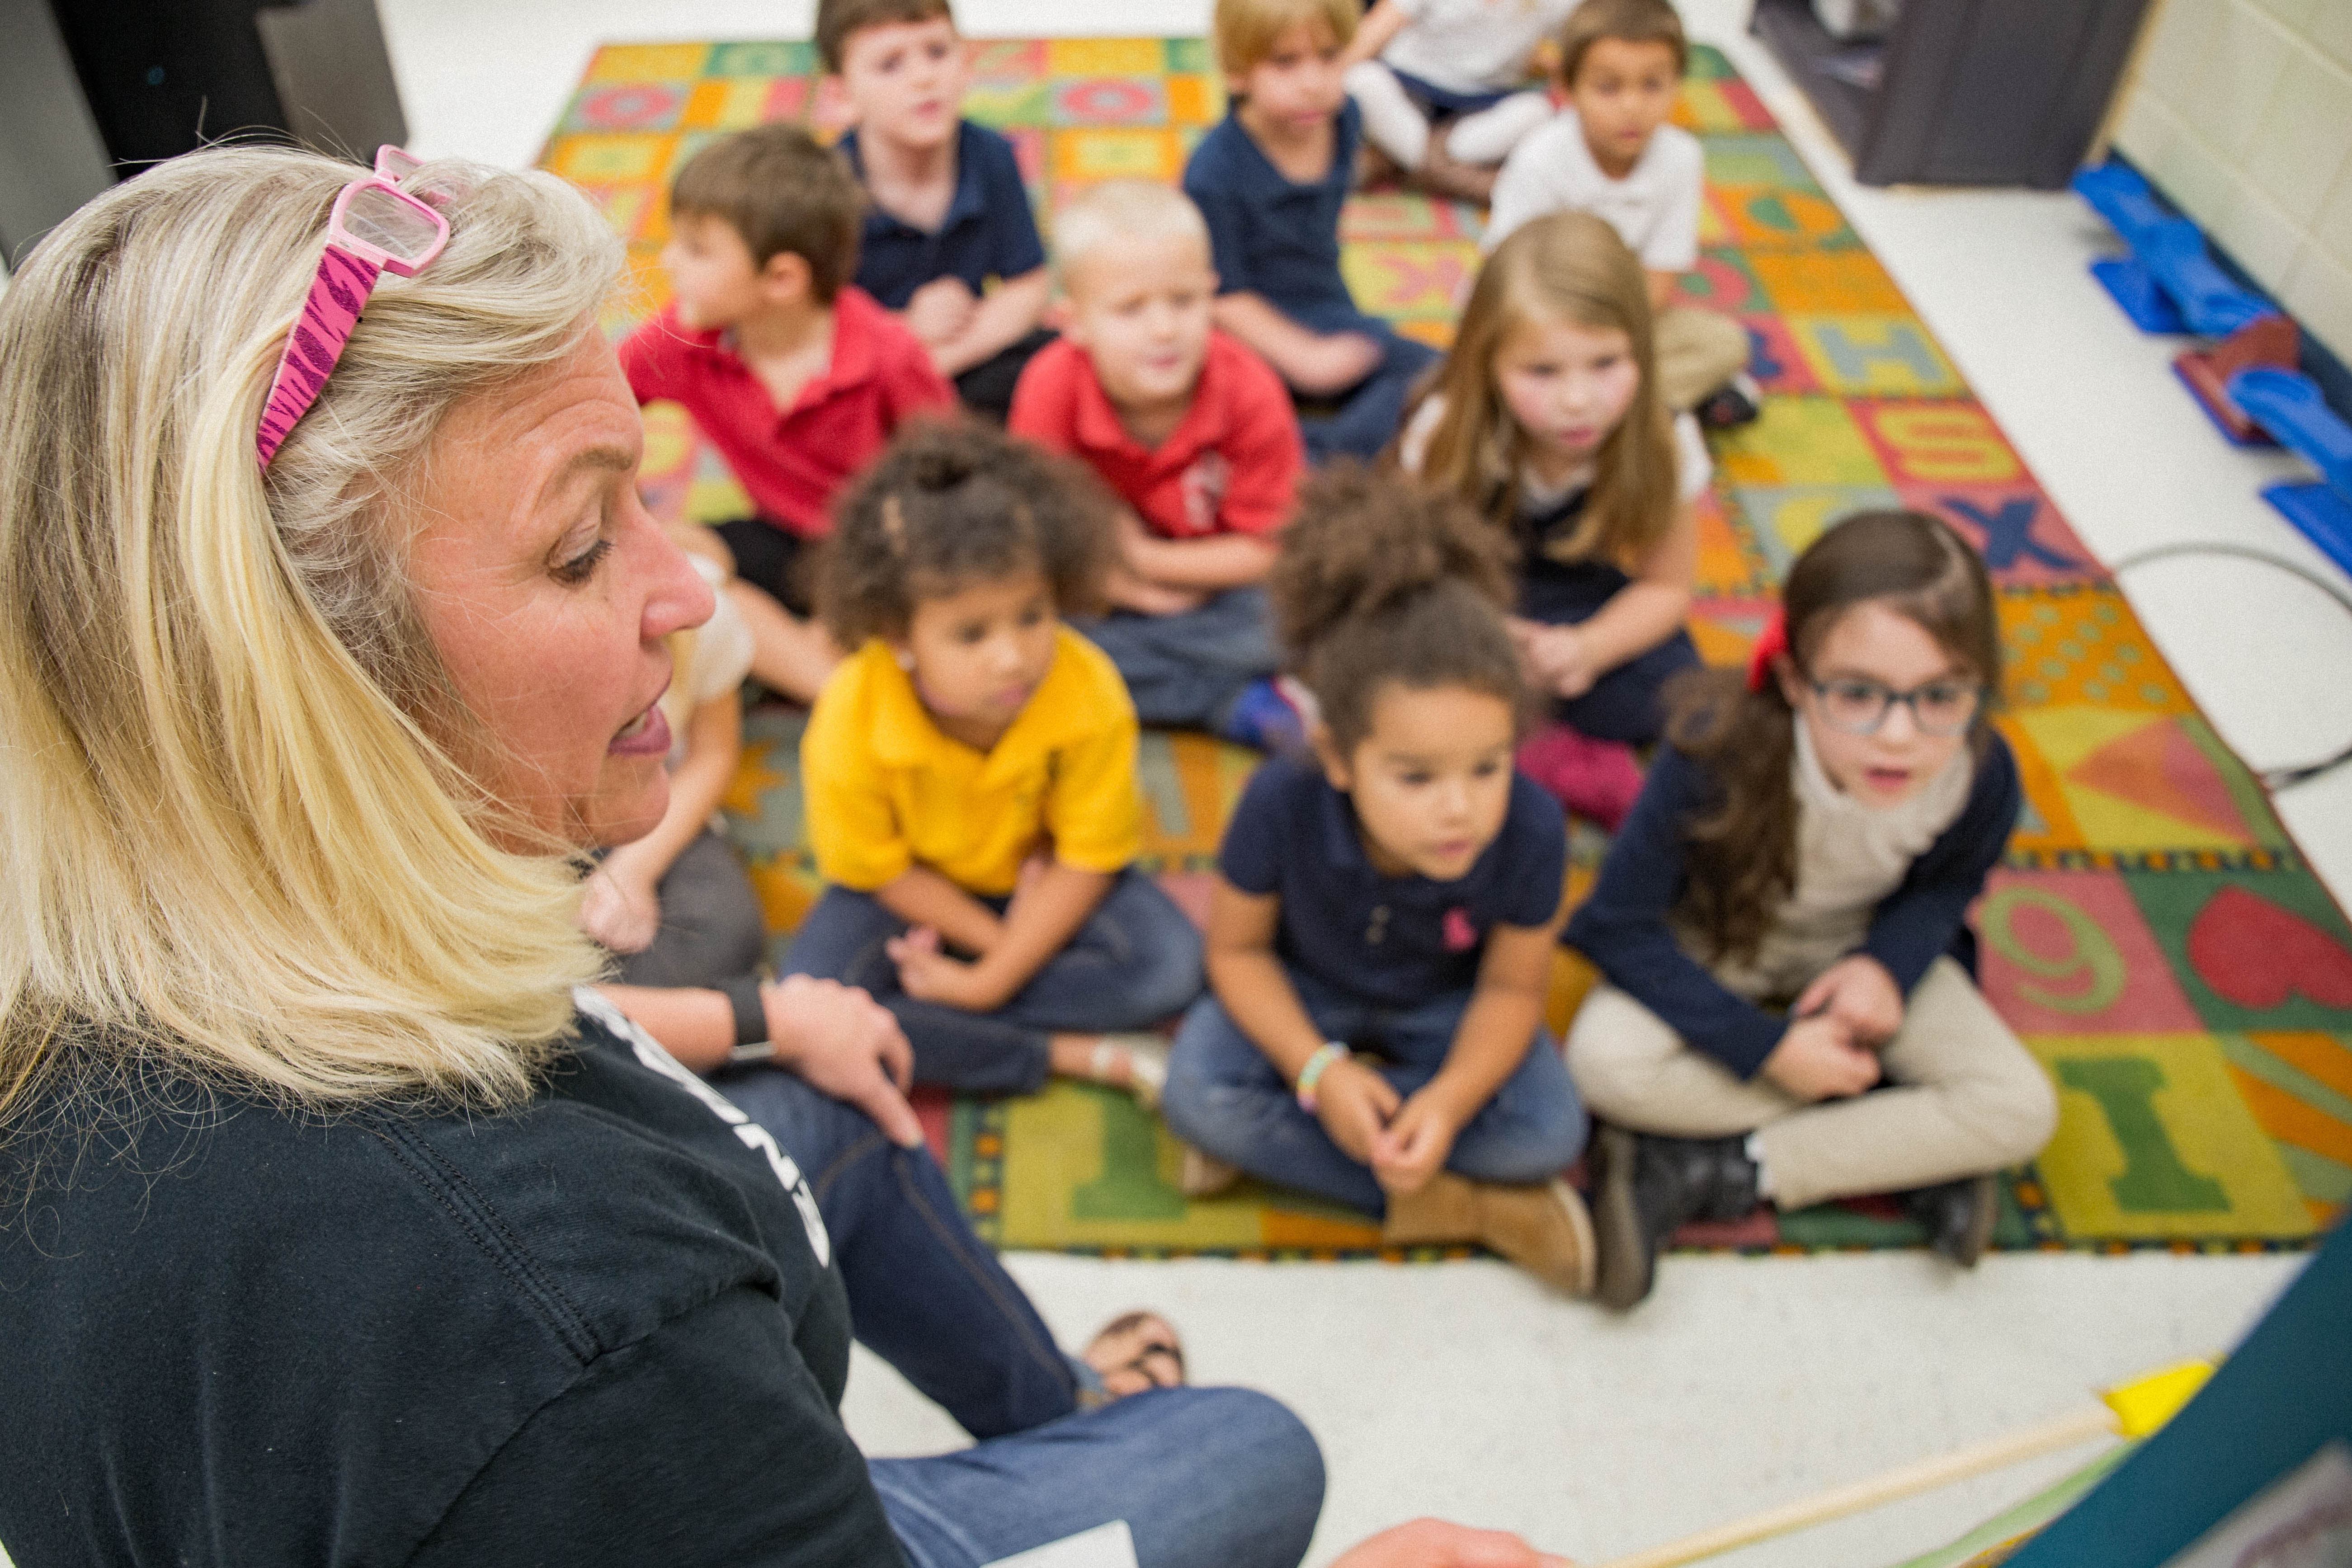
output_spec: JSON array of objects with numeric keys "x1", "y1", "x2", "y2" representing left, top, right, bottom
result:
[{"x1": 1593, "y1": 1360, "x2": 2216, "y2": 1568}]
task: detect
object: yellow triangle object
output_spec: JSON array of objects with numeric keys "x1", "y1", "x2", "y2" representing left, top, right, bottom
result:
[{"x1": 2101, "y1": 1359, "x2": 2217, "y2": 1438}]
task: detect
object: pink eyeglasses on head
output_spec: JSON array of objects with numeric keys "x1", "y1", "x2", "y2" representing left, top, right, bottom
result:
[{"x1": 255, "y1": 147, "x2": 451, "y2": 467}]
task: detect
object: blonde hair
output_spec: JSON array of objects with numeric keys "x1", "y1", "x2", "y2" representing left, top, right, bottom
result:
[
  {"x1": 0, "y1": 146, "x2": 626, "y2": 1128},
  {"x1": 1214, "y1": 0, "x2": 1357, "y2": 78},
  {"x1": 1052, "y1": 180, "x2": 1210, "y2": 280},
  {"x1": 1402, "y1": 212, "x2": 1678, "y2": 567}
]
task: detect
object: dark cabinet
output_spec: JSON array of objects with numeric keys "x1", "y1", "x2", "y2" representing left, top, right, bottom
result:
[{"x1": 1750, "y1": 0, "x2": 2156, "y2": 189}]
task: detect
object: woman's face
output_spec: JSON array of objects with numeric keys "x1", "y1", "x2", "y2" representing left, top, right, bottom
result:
[{"x1": 407, "y1": 331, "x2": 713, "y2": 850}]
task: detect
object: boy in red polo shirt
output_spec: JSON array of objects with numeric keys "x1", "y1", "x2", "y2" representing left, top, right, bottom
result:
[
  {"x1": 1009, "y1": 181, "x2": 1305, "y2": 747},
  {"x1": 622, "y1": 124, "x2": 955, "y2": 701}
]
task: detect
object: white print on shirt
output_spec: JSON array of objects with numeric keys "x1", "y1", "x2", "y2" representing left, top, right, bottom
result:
[
  {"x1": 1181, "y1": 451, "x2": 1230, "y2": 537},
  {"x1": 572, "y1": 986, "x2": 833, "y2": 1268}
]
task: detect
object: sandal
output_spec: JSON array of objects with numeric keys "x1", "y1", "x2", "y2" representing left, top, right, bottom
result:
[
  {"x1": 1088, "y1": 1032, "x2": 1170, "y2": 1110},
  {"x1": 1080, "y1": 1310, "x2": 1187, "y2": 1405}
]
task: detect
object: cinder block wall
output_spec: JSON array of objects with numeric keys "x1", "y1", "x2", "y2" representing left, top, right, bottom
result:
[{"x1": 2108, "y1": 0, "x2": 2352, "y2": 363}]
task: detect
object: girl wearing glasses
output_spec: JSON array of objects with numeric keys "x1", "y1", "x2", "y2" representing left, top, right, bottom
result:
[{"x1": 1562, "y1": 510, "x2": 2057, "y2": 1309}]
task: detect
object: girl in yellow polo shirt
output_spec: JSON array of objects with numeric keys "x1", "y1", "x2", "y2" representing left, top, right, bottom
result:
[{"x1": 786, "y1": 423, "x2": 1205, "y2": 1099}]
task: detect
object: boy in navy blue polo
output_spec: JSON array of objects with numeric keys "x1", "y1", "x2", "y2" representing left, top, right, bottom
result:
[
  {"x1": 818, "y1": 0, "x2": 1054, "y2": 422},
  {"x1": 1183, "y1": 0, "x2": 1439, "y2": 461},
  {"x1": 1160, "y1": 468, "x2": 1593, "y2": 1295}
]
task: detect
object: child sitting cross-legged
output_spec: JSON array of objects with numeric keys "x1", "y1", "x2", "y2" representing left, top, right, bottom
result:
[
  {"x1": 1010, "y1": 181, "x2": 1305, "y2": 750},
  {"x1": 1185, "y1": 0, "x2": 1442, "y2": 463},
  {"x1": 785, "y1": 422, "x2": 1206, "y2": 1101},
  {"x1": 818, "y1": 0, "x2": 1057, "y2": 421},
  {"x1": 1486, "y1": 0, "x2": 1757, "y2": 426},
  {"x1": 1160, "y1": 467, "x2": 1595, "y2": 1296},
  {"x1": 623, "y1": 124, "x2": 956, "y2": 704},
  {"x1": 1565, "y1": 511, "x2": 2058, "y2": 1310},
  {"x1": 1341, "y1": 0, "x2": 1576, "y2": 204},
  {"x1": 1398, "y1": 212, "x2": 1705, "y2": 830}
]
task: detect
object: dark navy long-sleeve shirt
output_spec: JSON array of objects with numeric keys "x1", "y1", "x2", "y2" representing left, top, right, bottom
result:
[{"x1": 1563, "y1": 733, "x2": 2020, "y2": 1078}]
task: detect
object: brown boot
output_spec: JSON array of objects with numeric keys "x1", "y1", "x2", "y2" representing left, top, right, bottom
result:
[{"x1": 1382, "y1": 1172, "x2": 1597, "y2": 1297}]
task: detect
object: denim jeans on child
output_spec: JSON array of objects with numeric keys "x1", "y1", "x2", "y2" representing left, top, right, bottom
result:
[
  {"x1": 714, "y1": 1067, "x2": 1325, "y2": 1568},
  {"x1": 1076, "y1": 586, "x2": 1280, "y2": 734},
  {"x1": 782, "y1": 866, "x2": 1205, "y2": 1096},
  {"x1": 1161, "y1": 967, "x2": 1588, "y2": 1216}
]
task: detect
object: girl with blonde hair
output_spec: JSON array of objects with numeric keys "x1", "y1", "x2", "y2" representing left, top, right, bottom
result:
[
  {"x1": 1396, "y1": 210, "x2": 1707, "y2": 828},
  {"x1": 0, "y1": 144, "x2": 1335, "y2": 1568}
]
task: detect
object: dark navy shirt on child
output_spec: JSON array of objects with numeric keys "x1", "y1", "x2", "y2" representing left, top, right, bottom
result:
[
  {"x1": 1221, "y1": 758, "x2": 1568, "y2": 1011},
  {"x1": 1184, "y1": 99, "x2": 1389, "y2": 339},
  {"x1": 842, "y1": 120, "x2": 1047, "y2": 310},
  {"x1": 1565, "y1": 734, "x2": 2021, "y2": 1078}
]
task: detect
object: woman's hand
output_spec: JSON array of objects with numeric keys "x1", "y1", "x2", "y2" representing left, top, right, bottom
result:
[
  {"x1": 1370, "y1": 1088, "x2": 1463, "y2": 1196},
  {"x1": 1794, "y1": 954, "x2": 1905, "y2": 1045},
  {"x1": 1315, "y1": 1058, "x2": 1402, "y2": 1166},
  {"x1": 1329, "y1": 1518, "x2": 1574, "y2": 1568},
  {"x1": 580, "y1": 861, "x2": 660, "y2": 954},
  {"x1": 1761, "y1": 1014, "x2": 1881, "y2": 1101},
  {"x1": 763, "y1": 976, "x2": 924, "y2": 1147},
  {"x1": 887, "y1": 926, "x2": 1007, "y2": 1012}
]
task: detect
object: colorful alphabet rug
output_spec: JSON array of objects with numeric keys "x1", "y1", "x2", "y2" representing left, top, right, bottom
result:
[{"x1": 543, "y1": 40, "x2": 2352, "y2": 1257}]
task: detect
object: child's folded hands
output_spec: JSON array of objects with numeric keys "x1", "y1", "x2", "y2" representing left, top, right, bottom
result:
[
  {"x1": 1314, "y1": 1057, "x2": 1403, "y2": 1167},
  {"x1": 1761, "y1": 1012, "x2": 1882, "y2": 1102},
  {"x1": 1371, "y1": 1091, "x2": 1465, "y2": 1196},
  {"x1": 1794, "y1": 953, "x2": 1905, "y2": 1045}
]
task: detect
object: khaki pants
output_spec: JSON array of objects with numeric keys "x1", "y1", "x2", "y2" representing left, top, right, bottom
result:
[
  {"x1": 1654, "y1": 306, "x2": 1752, "y2": 413},
  {"x1": 1565, "y1": 958, "x2": 2058, "y2": 1209}
]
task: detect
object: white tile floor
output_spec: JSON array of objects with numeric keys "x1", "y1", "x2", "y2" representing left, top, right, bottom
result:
[{"x1": 371, "y1": 3, "x2": 2341, "y2": 1562}]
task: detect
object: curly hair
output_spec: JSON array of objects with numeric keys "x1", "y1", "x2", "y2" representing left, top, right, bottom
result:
[
  {"x1": 1669, "y1": 509, "x2": 2003, "y2": 964},
  {"x1": 1268, "y1": 465, "x2": 1526, "y2": 753},
  {"x1": 820, "y1": 420, "x2": 1116, "y2": 647}
]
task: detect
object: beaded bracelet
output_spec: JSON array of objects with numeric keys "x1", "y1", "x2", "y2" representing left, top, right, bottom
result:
[{"x1": 1294, "y1": 1041, "x2": 1351, "y2": 1113}]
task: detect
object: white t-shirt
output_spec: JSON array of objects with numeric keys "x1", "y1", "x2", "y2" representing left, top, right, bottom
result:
[
  {"x1": 1381, "y1": 0, "x2": 1578, "y2": 96},
  {"x1": 1398, "y1": 393, "x2": 1713, "y2": 507},
  {"x1": 1485, "y1": 113, "x2": 1704, "y2": 271}
]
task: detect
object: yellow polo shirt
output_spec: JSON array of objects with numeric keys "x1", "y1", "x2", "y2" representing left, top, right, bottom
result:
[{"x1": 801, "y1": 627, "x2": 1145, "y2": 896}]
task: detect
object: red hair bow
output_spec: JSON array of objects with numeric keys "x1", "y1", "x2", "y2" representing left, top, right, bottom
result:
[{"x1": 1745, "y1": 607, "x2": 1787, "y2": 694}]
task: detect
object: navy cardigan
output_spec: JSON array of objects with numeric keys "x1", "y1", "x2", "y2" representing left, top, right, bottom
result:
[{"x1": 1563, "y1": 732, "x2": 2020, "y2": 1078}]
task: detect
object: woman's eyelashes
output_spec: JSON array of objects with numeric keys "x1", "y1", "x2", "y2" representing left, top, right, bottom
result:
[{"x1": 551, "y1": 537, "x2": 614, "y2": 586}]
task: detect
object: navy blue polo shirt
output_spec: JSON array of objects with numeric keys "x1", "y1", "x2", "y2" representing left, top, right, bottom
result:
[
  {"x1": 1183, "y1": 98, "x2": 1385, "y2": 338},
  {"x1": 1221, "y1": 758, "x2": 1568, "y2": 1009},
  {"x1": 841, "y1": 119, "x2": 1046, "y2": 310}
]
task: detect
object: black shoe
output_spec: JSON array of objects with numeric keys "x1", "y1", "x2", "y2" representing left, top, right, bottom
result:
[
  {"x1": 1695, "y1": 371, "x2": 1762, "y2": 430},
  {"x1": 1902, "y1": 1173, "x2": 1998, "y2": 1268},
  {"x1": 1589, "y1": 1125, "x2": 1760, "y2": 1310}
]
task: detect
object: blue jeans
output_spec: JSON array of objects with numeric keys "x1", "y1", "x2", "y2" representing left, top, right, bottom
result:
[
  {"x1": 1160, "y1": 969, "x2": 1588, "y2": 1216},
  {"x1": 1519, "y1": 558, "x2": 1702, "y2": 745},
  {"x1": 1298, "y1": 329, "x2": 1440, "y2": 464},
  {"x1": 1076, "y1": 587, "x2": 1279, "y2": 733},
  {"x1": 783, "y1": 869, "x2": 1206, "y2": 1096},
  {"x1": 714, "y1": 1069, "x2": 1325, "y2": 1568}
]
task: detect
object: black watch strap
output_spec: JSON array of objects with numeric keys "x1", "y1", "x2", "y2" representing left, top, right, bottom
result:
[{"x1": 718, "y1": 975, "x2": 767, "y2": 1049}]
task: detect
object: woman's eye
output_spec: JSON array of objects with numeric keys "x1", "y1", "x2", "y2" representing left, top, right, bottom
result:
[{"x1": 551, "y1": 537, "x2": 613, "y2": 587}]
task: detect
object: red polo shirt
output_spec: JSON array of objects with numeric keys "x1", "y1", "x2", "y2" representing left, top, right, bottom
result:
[
  {"x1": 619, "y1": 286, "x2": 955, "y2": 538},
  {"x1": 1008, "y1": 330, "x2": 1302, "y2": 540}
]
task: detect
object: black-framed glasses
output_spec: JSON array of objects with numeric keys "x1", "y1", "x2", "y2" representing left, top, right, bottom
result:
[{"x1": 1807, "y1": 676, "x2": 1982, "y2": 736}]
